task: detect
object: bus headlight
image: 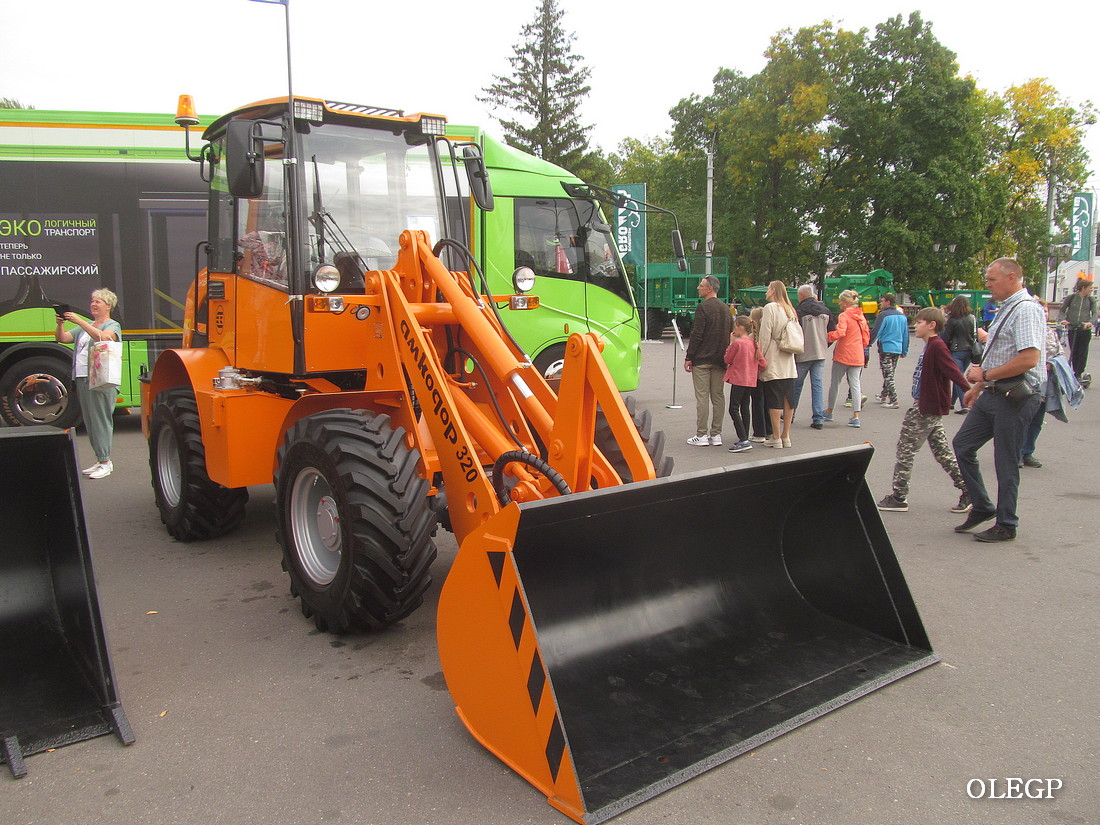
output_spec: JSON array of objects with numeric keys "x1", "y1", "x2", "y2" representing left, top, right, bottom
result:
[
  {"x1": 314, "y1": 264, "x2": 341, "y2": 293},
  {"x1": 512, "y1": 266, "x2": 536, "y2": 293}
]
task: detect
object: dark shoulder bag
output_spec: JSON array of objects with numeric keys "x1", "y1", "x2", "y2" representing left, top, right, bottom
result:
[{"x1": 981, "y1": 300, "x2": 1036, "y2": 403}]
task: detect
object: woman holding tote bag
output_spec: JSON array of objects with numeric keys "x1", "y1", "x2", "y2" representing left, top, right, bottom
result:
[{"x1": 55, "y1": 288, "x2": 122, "y2": 479}]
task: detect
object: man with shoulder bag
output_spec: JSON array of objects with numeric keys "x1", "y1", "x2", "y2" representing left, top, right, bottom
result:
[{"x1": 952, "y1": 258, "x2": 1047, "y2": 542}]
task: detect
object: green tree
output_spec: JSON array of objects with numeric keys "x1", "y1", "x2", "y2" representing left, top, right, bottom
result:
[
  {"x1": 479, "y1": 0, "x2": 596, "y2": 175},
  {"x1": 611, "y1": 135, "x2": 703, "y2": 263},
  {"x1": 976, "y1": 79, "x2": 1093, "y2": 284},
  {"x1": 822, "y1": 13, "x2": 987, "y2": 290},
  {"x1": 0, "y1": 97, "x2": 33, "y2": 109}
]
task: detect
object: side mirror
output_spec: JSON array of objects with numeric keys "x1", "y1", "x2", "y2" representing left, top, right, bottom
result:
[
  {"x1": 672, "y1": 230, "x2": 688, "y2": 273},
  {"x1": 226, "y1": 119, "x2": 265, "y2": 199},
  {"x1": 462, "y1": 146, "x2": 495, "y2": 212}
]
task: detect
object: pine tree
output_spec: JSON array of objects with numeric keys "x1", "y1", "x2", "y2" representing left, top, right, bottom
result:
[
  {"x1": 479, "y1": 0, "x2": 593, "y2": 169},
  {"x1": 1, "y1": 98, "x2": 33, "y2": 109}
]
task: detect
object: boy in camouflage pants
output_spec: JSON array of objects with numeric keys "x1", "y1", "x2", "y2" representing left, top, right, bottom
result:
[{"x1": 878, "y1": 307, "x2": 972, "y2": 513}]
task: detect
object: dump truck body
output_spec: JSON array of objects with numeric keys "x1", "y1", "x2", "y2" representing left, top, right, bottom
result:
[{"x1": 640, "y1": 257, "x2": 730, "y2": 339}]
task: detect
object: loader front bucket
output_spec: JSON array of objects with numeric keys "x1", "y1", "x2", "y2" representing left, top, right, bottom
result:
[
  {"x1": 0, "y1": 427, "x2": 133, "y2": 778},
  {"x1": 437, "y1": 444, "x2": 936, "y2": 823}
]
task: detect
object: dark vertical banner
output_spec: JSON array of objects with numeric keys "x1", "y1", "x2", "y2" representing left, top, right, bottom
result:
[
  {"x1": 613, "y1": 184, "x2": 646, "y2": 270},
  {"x1": 1071, "y1": 192, "x2": 1093, "y2": 262}
]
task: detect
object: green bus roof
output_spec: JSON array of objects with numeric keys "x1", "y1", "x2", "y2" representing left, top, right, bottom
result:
[{"x1": 0, "y1": 108, "x2": 217, "y2": 161}]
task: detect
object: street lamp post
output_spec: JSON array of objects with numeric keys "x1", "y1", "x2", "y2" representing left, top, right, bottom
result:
[{"x1": 932, "y1": 243, "x2": 958, "y2": 287}]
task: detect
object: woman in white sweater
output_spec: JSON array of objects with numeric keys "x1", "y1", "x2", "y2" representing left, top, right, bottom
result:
[{"x1": 757, "y1": 280, "x2": 798, "y2": 448}]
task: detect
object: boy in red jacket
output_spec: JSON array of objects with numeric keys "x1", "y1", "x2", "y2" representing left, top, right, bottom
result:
[{"x1": 878, "y1": 307, "x2": 973, "y2": 513}]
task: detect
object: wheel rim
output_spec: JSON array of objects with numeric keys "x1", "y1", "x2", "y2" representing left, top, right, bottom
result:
[
  {"x1": 12, "y1": 372, "x2": 69, "y2": 424},
  {"x1": 289, "y1": 467, "x2": 342, "y2": 586},
  {"x1": 156, "y1": 425, "x2": 183, "y2": 507},
  {"x1": 541, "y1": 358, "x2": 566, "y2": 382}
]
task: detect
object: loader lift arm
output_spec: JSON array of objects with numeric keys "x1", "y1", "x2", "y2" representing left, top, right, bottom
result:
[{"x1": 372, "y1": 229, "x2": 655, "y2": 542}]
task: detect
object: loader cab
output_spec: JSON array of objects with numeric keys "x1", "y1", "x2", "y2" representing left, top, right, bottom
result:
[{"x1": 195, "y1": 97, "x2": 469, "y2": 377}]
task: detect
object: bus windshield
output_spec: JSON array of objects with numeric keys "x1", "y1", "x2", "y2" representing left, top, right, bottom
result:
[
  {"x1": 300, "y1": 124, "x2": 444, "y2": 275},
  {"x1": 513, "y1": 197, "x2": 633, "y2": 306}
]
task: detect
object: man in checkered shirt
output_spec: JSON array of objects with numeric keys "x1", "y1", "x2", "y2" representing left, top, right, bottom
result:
[{"x1": 952, "y1": 258, "x2": 1047, "y2": 542}]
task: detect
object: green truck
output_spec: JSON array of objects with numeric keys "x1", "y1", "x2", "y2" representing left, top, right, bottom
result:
[
  {"x1": 638, "y1": 256, "x2": 730, "y2": 339},
  {"x1": 736, "y1": 269, "x2": 895, "y2": 321},
  {"x1": 909, "y1": 288, "x2": 992, "y2": 310}
]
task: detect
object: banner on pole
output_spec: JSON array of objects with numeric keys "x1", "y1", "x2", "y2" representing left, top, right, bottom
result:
[
  {"x1": 613, "y1": 184, "x2": 646, "y2": 269},
  {"x1": 1071, "y1": 192, "x2": 1093, "y2": 261}
]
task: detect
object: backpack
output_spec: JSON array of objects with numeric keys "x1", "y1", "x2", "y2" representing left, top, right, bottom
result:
[{"x1": 777, "y1": 315, "x2": 805, "y2": 354}]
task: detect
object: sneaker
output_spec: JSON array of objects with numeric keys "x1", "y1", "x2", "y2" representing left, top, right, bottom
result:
[
  {"x1": 1021, "y1": 454, "x2": 1042, "y2": 468},
  {"x1": 844, "y1": 394, "x2": 868, "y2": 408},
  {"x1": 709, "y1": 435, "x2": 723, "y2": 447},
  {"x1": 954, "y1": 408, "x2": 969, "y2": 415},
  {"x1": 881, "y1": 401, "x2": 899, "y2": 409},
  {"x1": 686, "y1": 435, "x2": 711, "y2": 446},
  {"x1": 781, "y1": 437, "x2": 792, "y2": 447},
  {"x1": 727, "y1": 441, "x2": 752, "y2": 453},
  {"x1": 749, "y1": 436, "x2": 767, "y2": 443},
  {"x1": 810, "y1": 421, "x2": 823, "y2": 430},
  {"x1": 974, "y1": 525, "x2": 1016, "y2": 543},
  {"x1": 88, "y1": 460, "x2": 113, "y2": 479},
  {"x1": 822, "y1": 413, "x2": 833, "y2": 423},
  {"x1": 763, "y1": 438, "x2": 783, "y2": 448},
  {"x1": 82, "y1": 462, "x2": 103, "y2": 476},
  {"x1": 950, "y1": 493, "x2": 972, "y2": 514},
  {"x1": 877, "y1": 494, "x2": 908, "y2": 512},
  {"x1": 847, "y1": 418, "x2": 861, "y2": 428},
  {"x1": 954, "y1": 509, "x2": 996, "y2": 533}
]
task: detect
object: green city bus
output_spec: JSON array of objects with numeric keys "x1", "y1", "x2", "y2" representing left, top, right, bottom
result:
[
  {"x1": 447, "y1": 127, "x2": 641, "y2": 390},
  {"x1": 0, "y1": 108, "x2": 641, "y2": 428}
]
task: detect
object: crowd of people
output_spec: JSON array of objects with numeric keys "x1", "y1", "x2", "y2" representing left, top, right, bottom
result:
[{"x1": 683, "y1": 262, "x2": 1090, "y2": 543}]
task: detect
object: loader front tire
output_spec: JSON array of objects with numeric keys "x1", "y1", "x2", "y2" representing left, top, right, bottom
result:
[
  {"x1": 149, "y1": 388, "x2": 249, "y2": 541},
  {"x1": 595, "y1": 395, "x2": 674, "y2": 482},
  {"x1": 274, "y1": 409, "x2": 438, "y2": 633}
]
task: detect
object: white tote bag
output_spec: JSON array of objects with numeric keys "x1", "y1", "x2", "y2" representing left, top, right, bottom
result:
[{"x1": 89, "y1": 340, "x2": 123, "y2": 390}]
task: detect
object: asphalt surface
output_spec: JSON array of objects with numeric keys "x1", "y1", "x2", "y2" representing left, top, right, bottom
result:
[{"x1": 3, "y1": 333, "x2": 1097, "y2": 825}]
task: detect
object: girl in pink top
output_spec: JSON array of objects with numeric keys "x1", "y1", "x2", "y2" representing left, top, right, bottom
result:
[{"x1": 724, "y1": 315, "x2": 767, "y2": 452}]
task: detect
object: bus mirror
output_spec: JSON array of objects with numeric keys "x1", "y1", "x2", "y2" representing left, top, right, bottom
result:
[
  {"x1": 462, "y1": 146, "x2": 495, "y2": 212},
  {"x1": 672, "y1": 230, "x2": 688, "y2": 272},
  {"x1": 226, "y1": 119, "x2": 265, "y2": 199}
]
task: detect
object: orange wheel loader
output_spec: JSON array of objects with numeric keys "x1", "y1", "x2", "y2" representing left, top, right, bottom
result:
[{"x1": 140, "y1": 95, "x2": 937, "y2": 823}]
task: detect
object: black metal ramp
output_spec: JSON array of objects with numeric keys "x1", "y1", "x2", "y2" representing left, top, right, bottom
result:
[{"x1": 510, "y1": 444, "x2": 936, "y2": 822}]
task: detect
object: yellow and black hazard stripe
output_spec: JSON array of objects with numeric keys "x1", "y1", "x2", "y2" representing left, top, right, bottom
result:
[{"x1": 488, "y1": 549, "x2": 568, "y2": 783}]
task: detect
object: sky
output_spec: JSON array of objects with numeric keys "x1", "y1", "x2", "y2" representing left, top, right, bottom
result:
[{"x1": 2, "y1": 0, "x2": 1099, "y2": 188}]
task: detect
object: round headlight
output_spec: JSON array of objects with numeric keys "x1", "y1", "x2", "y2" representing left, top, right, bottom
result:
[
  {"x1": 512, "y1": 266, "x2": 536, "y2": 294},
  {"x1": 314, "y1": 264, "x2": 341, "y2": 293}
]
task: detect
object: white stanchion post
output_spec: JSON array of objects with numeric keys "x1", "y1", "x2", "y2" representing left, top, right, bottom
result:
[{"x1": 667, "y1": 317, "x2": 685, "y2": 409}]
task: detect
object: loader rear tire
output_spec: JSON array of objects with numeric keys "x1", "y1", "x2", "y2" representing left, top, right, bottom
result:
[
  {"x1": 274, "y1": 409, "x2": 438, "y2": 633},
  {"x1": 149, "y1": 387, "x2": 249, "y2": 541},
  {"x1": 595, "y1": 395, "x2": 674, "y2": 483}
]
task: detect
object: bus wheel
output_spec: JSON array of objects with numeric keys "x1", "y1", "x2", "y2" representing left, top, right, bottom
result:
[
  {"x1": 274, "y1": 409, "x2": 438, "y2": 633},
  {"x1": 149, "y1": 387, "x2": 249, "y2": 541},
  {"x1": 0, "y1": 355, "x2": 82, "y2": 429},
  {"x1": 533, "y1": 344, "x2": 567, "y2": 390}
]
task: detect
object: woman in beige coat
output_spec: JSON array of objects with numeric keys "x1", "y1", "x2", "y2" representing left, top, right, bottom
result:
[{"x1": 757, "y1": 280, "x2": 798, "y2": 447}]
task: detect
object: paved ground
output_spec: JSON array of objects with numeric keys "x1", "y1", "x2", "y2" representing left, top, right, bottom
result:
[{"x1": 3, "y1": 334, "x2": 1097, "y2": 825}]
